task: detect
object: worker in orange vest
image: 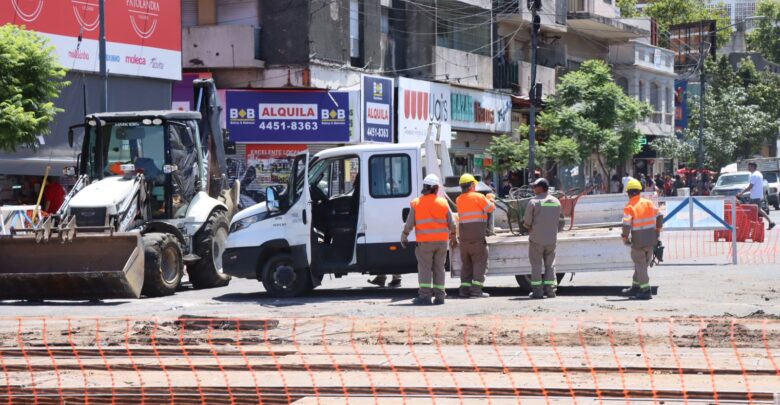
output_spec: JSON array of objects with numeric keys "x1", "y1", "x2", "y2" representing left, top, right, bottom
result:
[
  {"x1": 621, "y1": 179, "x2": 663, "y2": 300},
  {"x1": 401, "y1": 174, "x2": 457, "y2": 305},
  {"x1": 455, "y1": 173, "x2": 495, "y2": 298}
]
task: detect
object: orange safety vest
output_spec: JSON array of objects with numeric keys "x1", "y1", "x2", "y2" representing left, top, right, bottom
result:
[
  {"x1": 456, "y1": 191, "x2": 495, "y2": 224},
  {"x1": 622, "y1": 196, "x2": 660, "y2": 248},
  {"x1": 411, "y1": 194, "x2": 451, "y2": 242}
]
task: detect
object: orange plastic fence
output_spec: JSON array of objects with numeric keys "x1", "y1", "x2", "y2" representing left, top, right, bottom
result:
[{"x1": 0, "y1": 316, "x2": 777, "y2": 404}]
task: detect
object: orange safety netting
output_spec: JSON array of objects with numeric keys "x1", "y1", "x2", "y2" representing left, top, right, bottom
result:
[{"x1": 0, "y1": 316, "x2": 777, "y2": 404}]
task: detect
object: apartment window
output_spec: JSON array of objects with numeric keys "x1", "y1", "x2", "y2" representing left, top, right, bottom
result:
[
  {"x1": 651, "y1": 82, "x2": 660, "y2": 111},
  {"x1": 435, "y1": 2, "x2": 491, "y2": 57},
  {"x1": 638, "y1": 80, "x2": 645, "y2": 102},
  {"x1": 350, "y1": 0, "x2": 361, "y2": 61},
  {"x1": 617, "y1": 77, "x2": 629, "y2": 95},
  {"x1": 380, "y1": 6, "x2": 389, "y2": 34}
]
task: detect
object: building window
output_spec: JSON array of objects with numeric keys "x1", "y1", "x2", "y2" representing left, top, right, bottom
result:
[
  {"x1": 435, "y1": 2, "x2": 491, "y2": 57},
  {"x1": 638, "y1": 80, "x2": 644, "y2": 102},
  {"x1": 369, "y1": 155, "x2": 412, "y2": 198},
  {"x1": 651, "y1": 82, "x2": 660, "y2": 111},
  {"x1": 350, "y1": 0, "x2": 361, "y2": 61},
  {"x1": 380, "y1": 7, "x2": 389, "y2": 34},
  {"x1": 617, "y1": 77, "x2": 629, "y2": 95}
]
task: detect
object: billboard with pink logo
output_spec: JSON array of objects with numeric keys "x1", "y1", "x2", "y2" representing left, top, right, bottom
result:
[
  {"x1": 397, "y1": 77, "x2": 452, "y2": 145},
  {"x1": 1, "y1": 0, "x2": 181, "y2": 80}
]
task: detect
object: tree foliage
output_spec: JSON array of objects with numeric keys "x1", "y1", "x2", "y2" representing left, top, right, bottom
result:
[
  {"x1": 643, "y1": 0, "x2": 732, "y2": 48},
  {"x1": 486, "y1": 134, "x2": 528, "y2": 174},
  {"x1": 748, "y1": 0, "x2": 780, "y2": 64},
  {"x1": 0, "y1": 24, "x2": 68, "y2": 152},
  {"x1": 617, "y1": 0, "x2": 639, "y2": 17},
  {"x1": 652, "y1": 56, "x2": 779, "y2": 169},
  {"x1": 537, "y1": 60, "x2": 652, "y2": 177}
]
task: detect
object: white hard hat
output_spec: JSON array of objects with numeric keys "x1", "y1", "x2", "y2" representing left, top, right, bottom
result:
[{"x1": 423, "y1": 173, "x2": 440, "y2": 187}]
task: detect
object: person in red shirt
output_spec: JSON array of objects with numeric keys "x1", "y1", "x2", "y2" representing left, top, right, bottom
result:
[{"x1": 42, "y1": 177, "x2": 66, "y2": 213}]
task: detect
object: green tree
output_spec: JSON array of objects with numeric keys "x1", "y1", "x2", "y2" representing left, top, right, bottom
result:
[
  {"x1": 0, "y1": 24, "x2": 68, "y2": 152},
  {"x1": 537, "y1": 60, "x2": 652, "y2": 179},
  {"x1": 644, "y1": 0, "x2": 732, "y2": 48},
  {"x1": 748, "y1": 0, "x2": 780, "y2": 64},
  {"x1": 486, "y1": 134, "x2": 527, "y2": 175},
  {"x1": 617, "y1": 0, "x2": 639, "y2": 17}
]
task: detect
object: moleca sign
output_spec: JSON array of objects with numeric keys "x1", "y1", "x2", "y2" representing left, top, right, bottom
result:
[{"x1": 450, "y1": 87, "x2": 512, "y2": 133}]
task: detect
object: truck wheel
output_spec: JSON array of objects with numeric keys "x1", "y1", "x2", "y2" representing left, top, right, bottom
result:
[
  {"x1": 141, "y1": 233, "x2": 183, "y2": 297},
  {"x1": 261, "y1": 253, "x2": 309, "y2": 298},
  {"x1": 189, "y1": 211, "x2": 232, "y2": 289},
  {"x1": 515, "y1": 273, "x2": 566, "y2": 294},
  {"x1": 774, "y1": 202, "x2": 780, "y2": 211}
]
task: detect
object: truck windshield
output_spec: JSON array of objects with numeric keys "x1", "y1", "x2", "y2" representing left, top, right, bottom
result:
[
  {"x1": 84, "y1": 123, "x2": 166, "y2": 181},
  {"x1": 716, "y1": 174, "x2": 749, "y2": 186},
  {"x1": 764, "y1": 172, "x2": 778, "y2": 183}
]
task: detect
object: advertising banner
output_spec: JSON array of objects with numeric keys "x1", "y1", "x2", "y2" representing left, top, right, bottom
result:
[
  {"x1": 244, "y1": 144, "x2": 307, "y2": 191},
  {"x1": 397, "y1": 77, "x2": 451, "y2": 145},
  {"x1": 1, "y1": 0, "x2": 182, "y2": 81},
  {"x1": 674, "y1": 80, "x2": 688, "y2": 138},
  {"x1": 450, "y1": 86, "x2": 512, "y2": 133},
  {"x1": 226, "y1": 90, "x2": 351, "y2": 143},
  {"x1": 361, "y1": 75, "x2": 394, "y2": 143}
]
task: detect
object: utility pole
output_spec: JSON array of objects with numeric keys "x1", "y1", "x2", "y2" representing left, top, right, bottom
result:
[
  {"x1": 527, "y1": 0, "x2": 541, "y2": 183},
  {"x1": 99, "y1": 0, "x2": 108, "y2": 112}
]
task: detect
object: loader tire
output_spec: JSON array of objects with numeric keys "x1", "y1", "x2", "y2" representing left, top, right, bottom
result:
[
  {"x1": 141, "y1": 233, "x2": 183, "y2": 297},
  {"x1": 189, "y1": 210, "x2": 232, "y2": 289},
  {"x1": 515, "y1": 273, "x2": 566, "y2": 294}
]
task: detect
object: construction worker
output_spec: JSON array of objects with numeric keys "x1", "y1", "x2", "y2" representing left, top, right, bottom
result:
[
  {"x1": 455, "y1": 173, "x2": 495, "y2": 298},
  {"x1": 522, "y1": 178, "x2": 561, "y2": 299},
  {"x1": 621, "y1": 179, "x2": 663, "y2": 300},
  {"x1": 401, "y1": 174, "x2": 457, "y2": 305}
]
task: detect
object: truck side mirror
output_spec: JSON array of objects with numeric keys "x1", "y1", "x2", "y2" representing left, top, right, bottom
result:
[{"x1": 266, "y1": 186, "x2": 280, "y2": 212}]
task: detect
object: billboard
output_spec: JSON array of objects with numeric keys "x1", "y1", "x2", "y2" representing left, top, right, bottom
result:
[
  {"x1": 668, "y1": 20, "x2": 717, "y2": 72},
  {"x1": 674, "y1": 80, "x2": 688, "y2": 137},
  {"x1": 450, "y1": 86, "x2": 512, "y2": 133},
  {"x1": 226, "y1": 90, "x2": 351, "y2": 143},
  {"x1": 361, "y1": 75, "x2": 394, "y2": 143},
  {"x1": 244, "y1": 144, "x2": 307, "y2": 191},
  {"x1": 398, "y1": 77, "x2": 451, "y2": 145},
  {"x1": 1, "y1": 0, "x2": 182, "y2": 81}
]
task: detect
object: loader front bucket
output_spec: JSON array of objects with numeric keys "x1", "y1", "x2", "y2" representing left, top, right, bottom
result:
[{"x1": 0, "y1": 233, "x2": 144, "y2": 300}]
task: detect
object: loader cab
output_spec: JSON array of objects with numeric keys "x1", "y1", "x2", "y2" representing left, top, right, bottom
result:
[{"x1": 78, "y1": 112, "x2": 204, "y2": 221}]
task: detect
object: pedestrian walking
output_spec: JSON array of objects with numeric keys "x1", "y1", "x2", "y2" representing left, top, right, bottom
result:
[
  {"x1": 522, "y1": 178, "x2": 561, "y2": 299},
  {"x1": 621, "y1": 179, "x2": 663, "y2": 300},
  {"x1": 455, "y1": 173, "x2": 495, "y2": 299},
  {"x1": 401, "y1": 174, "x2": 457, "y2": 305},
  {"x1": 738, "y1": 162, "x2": 776, "y2": 230},
  {"x1": 367, "y1": 274, "x2": 402, "y2": 288}
]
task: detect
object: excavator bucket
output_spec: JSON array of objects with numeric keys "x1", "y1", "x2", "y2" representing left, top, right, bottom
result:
[{"x1": 0, "y1": 233, "x2": 144, "y2": 300}]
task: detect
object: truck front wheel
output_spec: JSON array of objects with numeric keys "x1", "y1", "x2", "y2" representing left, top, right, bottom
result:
[
  {"x1": 515, "y1": 273, "x2": 566, "y2": 294},
  {"x1": 189, "y1": 211, "x2": 232, "y2": 289},
  {"x1": 261, "y1": 253, "x2": 309, "y2": 298},
  {"x1": 141, "y1": 232, "x2": 183, "y2": 297}
]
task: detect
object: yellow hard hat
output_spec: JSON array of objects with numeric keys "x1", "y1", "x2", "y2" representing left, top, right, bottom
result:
[
  {"x1": 626, "y1": 179, "x2": 643, "y2": 192},
  {"x1": 459, "y1": 173, "x2": 477, "y2": 185}
]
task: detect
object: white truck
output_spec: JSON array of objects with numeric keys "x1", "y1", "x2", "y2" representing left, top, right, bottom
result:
[{"x1": 223, "y1": 140, "x2": 635, "y2": 297}]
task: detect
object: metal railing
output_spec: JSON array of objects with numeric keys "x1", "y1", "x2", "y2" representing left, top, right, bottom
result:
[{"x1": 494, "y1": 61, "x2": 519, "y2": 91}]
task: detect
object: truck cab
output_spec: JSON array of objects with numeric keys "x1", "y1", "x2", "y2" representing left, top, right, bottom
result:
[{"x1": 224, "y1": 144, "x2": 425, "y2": 297}]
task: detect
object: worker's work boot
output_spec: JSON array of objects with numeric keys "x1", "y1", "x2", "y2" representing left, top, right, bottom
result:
[
  {"x1": 412, "y1": 296, "x2": 432, "y2": 305},
  {"x1": 621, "y1": 286, "x2": 640, "y2": 296},
  {"x1": 459, "y1": 286, "x2": 471, "y2": 298},
  {"x1": 529, "y1": 287, "x2": 545, "y2": 299},
  {"x1": 544, "y1": 286, "x2": 556, "y2": 298},
  {"x1": 433, "y1": 296, "x2": 446, "y2": 305},
  {"x1": 633, "y1": 289, "x2": 652, "y2": 300},
  {"x1": 368, "y1": 276, "x2": 386, "y2": 287},
  {"x1": 387, "y1": 278, "x2": 402, "y2": 288}
]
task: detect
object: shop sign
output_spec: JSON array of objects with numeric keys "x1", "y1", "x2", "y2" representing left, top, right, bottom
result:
[
  {"x1": 1, "y1": 0, "x2": 182, "y2": 80},
  {"x1": 242, "y1": 144, "x2": 307, "y2": 191},
  {"x1": 397, "y1": 77, "x2": 451, "y2": 145},
  {"x1": 226, "y1": 90, "x2": 351, "y2": 143},
  {"x1": 361, "y1": 75, "x2": 394, "y2": 143},
  {"x1": 449, "y1": 87, "x2": 512, "y2": 133},
  {"x1": 674, "y1": 80, "x2": 688, "y2": 138}
]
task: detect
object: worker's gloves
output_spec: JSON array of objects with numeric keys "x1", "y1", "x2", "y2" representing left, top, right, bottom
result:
[
  {"x1": 486, "y1": 193, "x2": 496, "y2": 201},
  {"x1": 400, "y1": 232, "x2": 409, "y2": 248},
  {"x1": 449, "y1": 236, "x2": 459, "y2": 249}
]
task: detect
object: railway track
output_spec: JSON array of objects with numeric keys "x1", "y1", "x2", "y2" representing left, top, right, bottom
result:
[{"x1": 0, "y1": 317, "x2": 777, "y2": 404}]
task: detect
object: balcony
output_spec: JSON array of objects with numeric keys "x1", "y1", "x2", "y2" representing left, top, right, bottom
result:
[
  {"x1": 434, "y1": 47, "x2": 493, "y2": 89},
  {"x1": 495, "y1": 0, "x2": 567, "y2": 33},
  {"x1": 493, "y1": 60, "x2": 556, "y2": 100},
  {"x1": 609, "y1": 41, "x2": 675, "y2": 75},
  {"x1": 567, "y1": 0, "x2": 648, "y2": 40},
  {"x1": 183, "y1": 25, "x2": 264, "y2": 69}
]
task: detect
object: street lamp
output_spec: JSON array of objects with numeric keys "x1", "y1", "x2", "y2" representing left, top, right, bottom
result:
[{"x1": 694, "y1": 16, "x2": 766, "y2": 177}]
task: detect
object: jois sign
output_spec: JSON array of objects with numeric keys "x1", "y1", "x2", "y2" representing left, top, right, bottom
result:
[
  {"x1": 226, "y1": 90, "x2": 351, "y2": 143},
  {"x1": 397, "y1": 77, "x2": 451, "y2": 145},
  {"x1": 361, "y1": 75, "x2": 394, "y2": 143}
]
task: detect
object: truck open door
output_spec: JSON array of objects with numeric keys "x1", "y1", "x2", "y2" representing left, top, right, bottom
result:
[
  {"x1": 288, "y1": 151, "x2": 311, "y2": 266},
  {"x1": 357, "y1": 148, "x2": 419, "y2": 273}
]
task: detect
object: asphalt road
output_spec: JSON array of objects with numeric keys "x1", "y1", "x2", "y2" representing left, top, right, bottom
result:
[{"x1": 1, "y1": 210, "x2": 778, "y2": 320}]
